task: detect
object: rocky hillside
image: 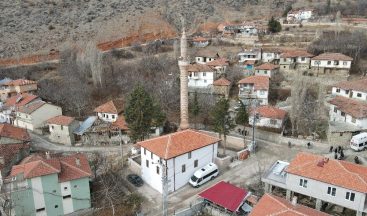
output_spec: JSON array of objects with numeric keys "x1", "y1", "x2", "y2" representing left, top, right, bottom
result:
[{"x1": 0, "y1": 0, "x2": 328, "y2": 58}]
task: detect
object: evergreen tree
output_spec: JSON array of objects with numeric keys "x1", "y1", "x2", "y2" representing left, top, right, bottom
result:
[
  {"x1": 211, "y1": 98, "x2": 235, "y2": 156},
  {"x1": 189, "y1": 91, "x2": 200, "y2": 129},
  {"x1": 268, "y1": 17, "x2": 282, "y2": 33},
  {"x1": 125, "y1": 85, "x2": 165, "y2": 142}
]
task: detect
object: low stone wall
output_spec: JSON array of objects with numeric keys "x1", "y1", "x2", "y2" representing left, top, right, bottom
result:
[
  {"x1": 214, "y1": 156, "x2": 231, "y2": 171},
  {"x1": 128, "y1": 155, "x2": 141, "y2": 175}
]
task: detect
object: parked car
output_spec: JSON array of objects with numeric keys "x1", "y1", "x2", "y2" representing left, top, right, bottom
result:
[
  {"x1": 189, "y1": 163, "x2": 218, "y2": 187},
  {"x1": 350, "y1": 132, "x2": 367, "y2": 151},
  {"x1": 127, "y1": 174, "x2": 144, "y2": 187}
]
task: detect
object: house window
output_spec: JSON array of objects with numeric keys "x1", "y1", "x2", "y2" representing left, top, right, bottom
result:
[
  {"x1": 204, "y1": 80, "x2": 207, "y2": 83},
  {"x1": 327, "y1": 61, "x2": 331, "y2": 65},
  {"x1": 194, "y1": 160, "x2": 198, "y2": 168},
  {"x1": 61, "y1": 125, "x2": 63, "y2": 130},
  {"x1": 144, "y1": 148, "x2": 146, "y2": 155},
  {"x1": 336, "y1": 88, "x2": 340, "y2": 93},
  {"x1": 64, "y1": 187, "x2": 68, "y2": 190},
  {"x1": 194, "y1": 72, "x2": 198, "y2": 77},
  {"x1": 343, "y1": 61, "x2": 348, "y2": 66},
  {"x1": 103, "y1": 114, "x2": 106, "y2": 117},
  {"x1": 151, "y1": 152, "x2": 153, "y2": 159},
  {"x1": 357, "y1": 93, "x2": 362, "y2": 97},
  {"x1": 260, "y1": 90, "x2": 265, "y2": 95},
  {"x1": 156, "y1": 166, "x2": 160, "y2": 175},
  {"x1": 36, "y1": 208, "x2": 46, "y2": 212},
  {"x1": 327, "y1": 187, "x2": 336, "y2": 196},
  {"x1": 352, "y1": 118, "x2": 356, "y2": 123},
  {"x1": 51, "y1": 125, "x2": 54, "y2": 129},
  {"x1": 270, "y1": 119, "x2": 277, "y2": 125},
  {"x1": 340, "y1": 132, "x2": 343, "y2": 136},
  {"x1": 63, "y1": 195, "x2": 71, "y2": 199},
  {"x1": 301, "y1": 57, "x2": 305, "y2": 61},
  {"x1": 267, "y1": 53, "x2": 272, "y2": 57},
  {"x1": 146, "y1": 160, "x2": 149, "y2": 168},
  {"x1": 203, "y1": 72, "x2": 206, "y2": 77},
  {"x1": 341, "y1": 112, "x2": 345, "y2": 116},
  {"x1": 74, "y1": 185, "x2": 78, "y2": 188},
  {"x1": 346, "y1": 192, "x2": 355, "y2": 201},
  {"x1": 334, "y1": 107, "x2": 337, "y2": 113},
  {"x1": 182, "y1": 164, "x2": 186, "y2": 173},
  {"x1": 112, "y1": 115, "x2": 115, "y2": 119},
  {"x1": 55, "y1": 205, "x2": 58, "y2": 208},
  {"x1": 264, "y1": 71, "x2": 268, "y2": 74},
  {"x1": 345, "y1": 90, "x2": 349, "y2": 94},
  {"x1": 299, "y1": 179, "x2": 308, "y2": 188},
  {"x1": 188, "y1": 152, "x2": 191, "y2": 159}
]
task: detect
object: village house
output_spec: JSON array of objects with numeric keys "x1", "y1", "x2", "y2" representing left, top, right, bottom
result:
[
  {"x1": 4, "y1": 153, "x2": 92, "y2": 216},
  {"x1": 249, "y1": 106, "x2": 287, "y2": 130},
  {"x1": 261, "y1": 48, "x2": 282, "y2": 64},
  {"x1": 254, "y1": 63, "x2": 279, "y2": 78},
  {"x1": 0, "y1": 124, "x2": 30, "y2": 177},
  {"x1": 194, "y1": 49, "x2": 220, "y2": 64},
  {"x1": 14, "y1": 100, "x2": 62, "y2": 132},
  {"x1": 47, "y1": 115, "x2": 80, "y2": 145},
  {"x1": 310, "y1": 53, "x2": 353, "y2": 77},
  {"x1": 279, "y1": 50, "x2": 314, "y2": 72},
  {"x1": 94, "y1": 99, "x2": 124, "y2": 123},
  {"x1": 191, "y1": 37, "x2": 210, "y2": 48},
  {"x1": 250, "y1": 193, "x2": 329, "y2": 216},
  {"x1": 238, "y1": 49, "x2": 262, "y2": 63},
  {"x1": 242, "y1": 60, "x2": 256, "y2": 72},
  {"x1": 262, "y1": 152, "x2": 367, "y2": 216},
  {"x1": 238, "y1": 76, "x2": 269, "y2": 106},
  {"x1": 188, "y1": 63, "x2": 217, "y2": 89},
  {"x1": 0, "y1": 93, "x2": 40, "y2": 124},
  {"x1": 139, "y1": 129, "x2": 220, "y2": 193},
  {"x1": 213, "y1": 77, "x2": 231, "y2": 99},
  {"x1": 0, "y1": 79, "x2": 38, "y2": 101},
  {"x1": 222, "y1": 22, "x2": 258, "y2": 37},
  {"x1": 205, "y1": 57, "x2": 229, "y2": 74},
  {"x1": 286, "y1": 9, "x2": 313, "y2": 23}
]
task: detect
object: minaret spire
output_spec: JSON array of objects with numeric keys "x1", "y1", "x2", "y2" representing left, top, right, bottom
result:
[{"x1": 178, "y1": 19, "x2": 190, "y2": 130}]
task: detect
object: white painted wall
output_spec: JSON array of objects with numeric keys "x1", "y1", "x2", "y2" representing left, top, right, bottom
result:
[
  {"x1": 329, "y1": 104, "x2": 367, "y2": 128},
  {"x1": 311, "y1": 60, "x2": 352, "y2": 69},
  {"x1": 238, "y1": 52, "x2": 261, "y2": 62},
  {"x1": 61, "y1": 181, "x2": 73, "y2": 215},
  {"x1": 332, "y1": 87, "x2": 367, "y2": 102},
  {"x1": 261, "y1": 52, "x2": 280, "y2": 62},
  {"x1": 97, "y1": 112, "x2": 118, "y2": 122},
  {"x1": 249, "y1": 117, "x2": 283, "y2": 129},
  {"x1": 188, "y1": 72, "x2": 214, "y2": 88},
  {"x1": 195, "y1": 57, "x2": 216, "y2": 64},
  {"x1": 287, "y1": 173, "x2": 367, "y2": 212},
  {"x1": 31, "y1": 177, "x2": 46, "y2": 215}
]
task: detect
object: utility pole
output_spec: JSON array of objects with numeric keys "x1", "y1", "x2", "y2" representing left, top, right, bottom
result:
[
  {"x1": 119, "y1": 131, "x2": 123, "y2": 166},
  {"x1": 161, "y1": 160, "x2": 168, "y2": 216},
  {"x1": 251, "y1": 98, "x2": 258, "y2": 153}
]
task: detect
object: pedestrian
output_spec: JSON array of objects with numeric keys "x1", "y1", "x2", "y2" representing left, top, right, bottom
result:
[
  {"x1": 329, "y1": 146, "x2": 333, "y2": 153},
  {"x1": 334, "y1": 153, "x2": 338, "y2": 159},
  {"x1": 340, "y1": 150, "x2": 344, "y2": 158},
  {"x1": 241, "y1": 129, "x2": 244, "y2": 135},
  {"x1": 238, "y1": 128, "x2": 241, "y2": 134},
  {"x1": 307, "y1": 142, "x2": 311, "y2": 149},
  {"x1": 288, "y1": 141, "x2": 291, "y2": 148},
  {"x1": 338, "y1": 146, "x2": 341, "y2": 153},
  {"x1": 334, "y1": 148, "x2": 337, "y2": 154}
]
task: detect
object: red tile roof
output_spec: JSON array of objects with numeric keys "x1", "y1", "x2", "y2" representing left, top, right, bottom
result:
[
  {"x1": 110, "y1": 115, "x2": 129, "y2": 130},
  {"x1": 10, "y1": 153, "x2": 92, "y2": 182},
  {"x1": 0, "y1": 124, "x2": 30, "y2": 141},
  {"x1": 255, "y1": 63, "x2": 279, "y2": 70},
  {"x1": 286, "y1": 152, "x2": 367, "y2": 193},
  {"x1": 250, "y1": 194, "x2": 329, "y2": 216},
  {"x1": 192, "y1": 36, "x2": 209, "y2": 42},
  {"x1": 333, "y1": 79, "x2": 367, "y2": 92},
  {"x1": 138, "y1": 129, "x2": 220, "y2": 160},
  {"x1": 206, "y1": 58, "x2": 229, "y2": 66},
  {"x1": 17, "y1": 100, "x2": 46, "y2": 114},
  {"x1": 280, "y1": 50, "x2": 314, "y2": 58},
  {"x1": 5, "y1": 79, "x2": 37, "y2": 86},
  {"x1": 187, "y1": 63, "x2": 215, "y2": 72},
  {"x1": 312, "y1": 53, "x2": 353, "y2": 61},
  {"x1": 238, "y1": 76, "x2": 269, "y2": 90},
  {"x1": 243, "y1": 60, "x2": 256, "y2": 65},
  {"x1": 253, "y1": 106, "x2": 287, "y2": 119},
  {"x1": 5, "y1": 93, "x2": 39, "y2": 108},
  {"x1": 47, "y1": 115, "x2": 75, "y2": 126},
  {"x1": 94, "y1": 99, "x2": 124, "y2": 114},
  {"x1": 213, "y1": 77, "x2": 231, "y2": 86},
  {"x1": 0, "y1": 143, "x2": 30, "y2": 170},
  {"x1": 199, "y1": 181, "x2": 248, "y2": 212},
  {"x1": 328, "y1": 96, "x2": 367, "y2": 118}
]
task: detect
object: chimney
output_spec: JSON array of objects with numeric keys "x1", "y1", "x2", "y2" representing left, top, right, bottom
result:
[
  {"x1": 291, "y1": 196, "x2": 298, "y2": 206},
  {"x1": 324, "y1": 157, "x2": 329, "y2": 163},
  {"x1": 317, "y1": 159, "x2": 324, "y2": 167},
  {"x1": 75, "y1": 157, "x2": 80, "y2": 167},
  {"x1": 45, "y1": 151, "x2": 50, "y2": 159}
]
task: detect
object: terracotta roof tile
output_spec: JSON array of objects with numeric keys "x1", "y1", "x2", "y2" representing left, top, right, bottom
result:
[
  {"x1": 213, "y1": 77, "x2": 231, "y2": 86},
  {"x1": 255, "y1": 63, "x2": 279, "y2": 70},
  {"x1": 5, "y1": 93, "x2": 39, "y2": 108},
  {"x1": 0, "y1": 124, "x2": 30, "y2": 141},
  {"x1": 17, "y1": 100, "x2": 46, "y2": 114},
  {"x1": 238, "y1": 76, "x2": 269, "y2": 90},
  {"x1": 138, "y1": 129, "x2": 220, "y2": 160},
  {"x1": 312, "y1": 53, "x2": 353, "y2": 61},
  {"x1": 195, "y1": 49, "x2": 220, "y2": 58},
  {"x1": 328, "y1": 96, "x2": 367, "y2": 118},
  {"x1": 243, "y1": 60, "x2": 256, "y2": 65},
  {"x1": 94, "y1": 99, "x2": 124, "y2": 114},
  {"x1": 253, "y1": 106, "x2": 287, "y2": 119},
  {"x1": 286, "y1": 152, "x2": 367, "y2": 193},
  {"x1": 5, "y1": 79, "x2": 37, "y2": 86},
  {"x1": 110, "y1": 115, "x2": 129, "y2": 130},
  {"x1": 280, "y1": 50, "x2": 314, "y2": 58},
  {"x1": 0, "y1": 143, "x2": 30, "y2": 170},
  {"x1": 206, "y1": 58, "x2": 229, "y2": 66},
  {"x1": 192, "y1": 36, "x2": 209, "y2": 42},
  {"x1": 250, "y1": 194, "x2": 329, "y2": 216},
  {"x1": 47, "y1": 115, "x2": 75, "y2": 126},
  {"x1": 187, "y1": 63, "x2": 215, "y2": 72},
  {"x1": 333, "y1": 79, "x2": 367, "y2": 92}
]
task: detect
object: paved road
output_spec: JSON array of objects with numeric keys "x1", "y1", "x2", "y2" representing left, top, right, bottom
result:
[{"x1": 30, "y1": 133, "x2": 132, "y2": 154}]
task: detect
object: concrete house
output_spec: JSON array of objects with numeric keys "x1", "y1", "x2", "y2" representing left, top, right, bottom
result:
[
  {"x1": 0, "y1": 93, "x2": 40, "y2": 124},
  {"x1": 5, "y1": 153, "x2": 92, "y2": 216},
  {"x1": 139, "y1": 129, "x2": 220, "y2": 193},
  {"x1": 213, "y1": 77, "x2": 231, "y2": 99},
  {"x1": 94, "y1": 99, "x2": 124, "y2": 123},
  {"x1": 14, "y1": 101, "x2": 62, "y2": 132},
  {"x1": 261, "y1": 48, "x2": 282, "y2": 64},
  {"x1": 250, "y1": 193, "x2": 329, "y2": 216},
  {"x1": 206, "y1": 57, "x2": 229, "y2": 74},
  {"x1": 249, "y1": 106, "x2": 287, "y2": 130},
  {"x1": 194, "y1": 49, "x2": 220, "y2": 64},
  {"x1": 279, "y1": 50, "x2": 314, "y2": 71},
  {"x1": 188, "y1": 63, "x2": 217, "y2": 89},
  {"x1": 262, "y1": 152, "x2": 367, "y2": 216},
  {"x1": 287, "y1": 9, "x2": 313, "y2": 23},
  {"x1": 238, "y1": 76, "x2": 269, "y2": 106},
  {"x1": 0, "y1": 79, "x2": 38, "y2": 102},
  {"x1": 0, "y1": 124, "x2": 31, "y2": 177},
  {"x1": 238, "y1": 49, "x2": 261, "y2": 63},
  {"x1": 47, "y1": 116, "x2": 79, "y2": 145},
  {"x1": 192, "y1": 37, "x2": 210, "y2": 48},
  {"x1": 311, "y1": 53, "x2": 353, "y2": 78},
  {"x1": 254, "y1": 63, "x2": 279, "y2": 78}
]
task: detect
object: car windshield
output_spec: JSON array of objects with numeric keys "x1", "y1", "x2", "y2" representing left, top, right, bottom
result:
[{"x1": 191, "y1": 175, "x2": 198, "y2": 182}]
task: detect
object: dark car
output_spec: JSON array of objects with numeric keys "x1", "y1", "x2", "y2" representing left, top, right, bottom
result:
[{"x1": 127, "y1": 174, "x2": 144, "y2": 187}]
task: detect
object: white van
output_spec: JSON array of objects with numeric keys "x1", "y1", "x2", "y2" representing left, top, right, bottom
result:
[
  {"x1": 350, "y1": 132, "x2": 367, "y2": 151},
  {"x1": 189, "y1": 163, "x2": 218, "y2": 187}
]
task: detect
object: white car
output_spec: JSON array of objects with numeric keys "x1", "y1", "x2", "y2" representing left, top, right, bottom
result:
[{"x1": 189, "y1": 163, "x2": 219, "y2": 187}]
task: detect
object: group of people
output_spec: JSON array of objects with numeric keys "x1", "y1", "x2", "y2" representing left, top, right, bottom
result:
[{"x1": 330, "y1": 146, "x2": 344, "y2": 160}]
